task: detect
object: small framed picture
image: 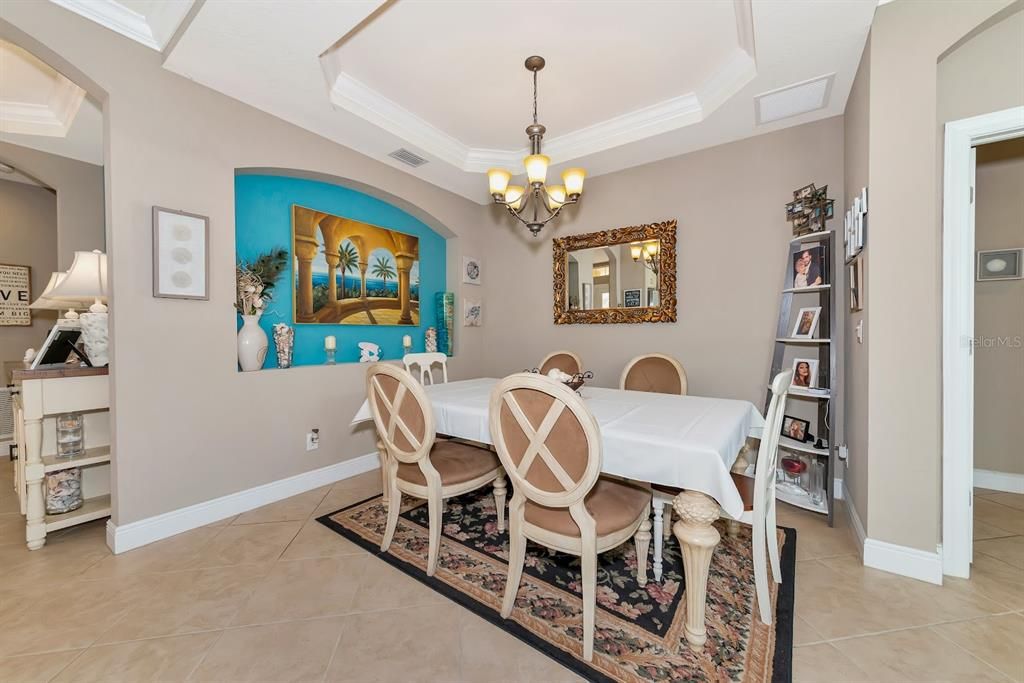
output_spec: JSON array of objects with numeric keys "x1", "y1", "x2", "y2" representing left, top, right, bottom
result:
[
  {"x1": 849, "y1": 257, "x2": 864, "y2": 311},
  {"x1": 977, "y1": 248, "x2": 1023, "y2": 281},
  {"x1": 791, "y1": 306, "x2": 822, "y2": 338},
  {"x1": 463, "y1": 256, "x2": 482, "y2": 285},
  {"x1": 794, "y1": 183, "x2": 815, "y2": 200},
  {"x1": 791, "y1": 358, "x2": 819, "y2": 389},
  {"x1": 792, "y1": 246, "x2": 825, "y2": 288},
  {"x1": 153, "y1": 207, "x2": 209, "y2": 300},
  {"x1": 463, "y1": 299, "x2": 481, "y2": 327},
  {"x1": 623, "y1": 288, "x2": 642, "y2": 308},
  {"x1": 781, "y1": 415, "x2": 812, "y2": 442},
  {"x1": 0, "y1": 263, "x2": 31, "y2": 326}
]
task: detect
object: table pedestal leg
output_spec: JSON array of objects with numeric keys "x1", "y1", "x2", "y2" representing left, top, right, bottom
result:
[{"x1": 672, "y1": 491, "x2": 721, "y2": 651}]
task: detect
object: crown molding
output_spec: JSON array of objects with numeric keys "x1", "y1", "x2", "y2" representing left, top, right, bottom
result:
[
  {"x1": 49, "y1": 0, "x2": 160, "y2": 50},
  {"x1": 324, "y1": 1, "x2": 758, "y2": 173}
]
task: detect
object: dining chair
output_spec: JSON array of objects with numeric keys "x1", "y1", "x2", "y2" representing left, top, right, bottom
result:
[
  {"x1": 403, "y1": 352, "x2": 449, "y2": 385},
  {"x1": 620, "y1": 353, "x2": 688, "y2": 580},
  {"x1": 538, "y1": 350, "x2": 583, "y2": 376},
  {"x1": 733, "y1": 368, "x2": 791, "y2": 624},
  {"x1": 619, "y1": 353, "x2": 688, "y2": 394},
  {"x1": 367, "y1": 363, "x2": 506, "y2": 576},
  {"x1": 489, "y1": 372, "x2": 652, "y2": 662}
]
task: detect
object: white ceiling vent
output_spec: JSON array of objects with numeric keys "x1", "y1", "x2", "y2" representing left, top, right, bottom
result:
[
  {"x1": 388, "y1": 148, "x2": 429, "y2": 168},
  {"x1": 754, "y1": 74, "x2": 835, "y2": 125}
]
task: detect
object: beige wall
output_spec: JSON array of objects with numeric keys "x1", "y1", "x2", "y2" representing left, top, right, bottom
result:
[
  {"x1": 0, "y1": 178, "x2": 58, "y2": 364},
  {"x1": 0, "y1": 4, "x2": 489, "y2": 526},
  {"x1": 0, "y1": 142, "x2": 104, "y2": 270},
  {"x1": 478, "y1": 117, "x2": 845, "y2": 415},
  {"x1": 843, "y1": 37, "x2": 870, "y2": 530},
  {"x1": 864, "y1": 0, "x2": 1017, "y2": 553},
  {"x1": 973, "y1": 139, "x2": 1024, "y2": 475}
]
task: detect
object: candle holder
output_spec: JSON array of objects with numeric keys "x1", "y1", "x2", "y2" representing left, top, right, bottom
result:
[
  {"x1": 325, "y1": 349, "x2": 336, "y2": 365},
  {"x1": 402, "y1": 341, "x2": 412, "y2": 356}
]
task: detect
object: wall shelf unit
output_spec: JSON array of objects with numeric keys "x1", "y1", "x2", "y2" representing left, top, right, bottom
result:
[{"x1": 761, "y1": 230, "x2": 842, "y2": 525}]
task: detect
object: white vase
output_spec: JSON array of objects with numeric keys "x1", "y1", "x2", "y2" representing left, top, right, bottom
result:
[{"x1": 237, "y1": 314, "x2": 268, "y2": 372}]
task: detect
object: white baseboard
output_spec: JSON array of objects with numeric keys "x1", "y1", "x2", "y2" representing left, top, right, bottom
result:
[
  {"x1": 863, "y1": 538, "x2": 943, "y2": 585},
  {"x1": 843, "y1": 480, "x2": 867, "y2": 553},
  {"x1": 974, "y1": 468, "x2": 1024, "y2": 494},
  {"x1": 107, "y1": 453, "x2": 380, "y2": 554}
]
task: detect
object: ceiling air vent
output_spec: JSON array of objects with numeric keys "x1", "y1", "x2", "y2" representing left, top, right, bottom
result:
[
  {"x1": 388, "y1": 148, "x2": 429, "y2": 168},
  {"x1": 755, "y1": 74, "x2": 835, "y2": 125}
]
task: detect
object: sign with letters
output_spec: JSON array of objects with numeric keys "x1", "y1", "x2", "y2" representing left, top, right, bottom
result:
[
  {"x1": 623, "y1": 288, "x2": 642, "y2": 308},
  {"x1": 0, "y1": 264, "x2": 31, "y2": 326}
]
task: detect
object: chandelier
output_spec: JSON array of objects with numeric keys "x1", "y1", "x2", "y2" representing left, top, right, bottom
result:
[
  {"x1": 487, "y1": 56, "x2": 586, "y2": 237},
  {"x1": 630, "y1": 240, "x2": 660, "y2": 275}
]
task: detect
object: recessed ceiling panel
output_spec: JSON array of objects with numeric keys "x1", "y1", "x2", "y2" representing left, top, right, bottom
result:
[
  {"x1": 325, "y1": 0, "x2": 742, "y2": 150},
  {"x1": 0, "y1": 40, "x2": 86, "y2": 138}
]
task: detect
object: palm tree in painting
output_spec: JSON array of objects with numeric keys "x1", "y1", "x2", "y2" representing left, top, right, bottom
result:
[
  {"x1": 337, "y1": 242, "x2": 359, "y2": 298},
  {"x1": 371, "y1": 256, "x2": 397, "y2": 297}
]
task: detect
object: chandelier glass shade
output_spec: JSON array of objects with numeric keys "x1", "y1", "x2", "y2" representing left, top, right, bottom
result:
[
  {"x1": 630, "y1": 240, "x2": 660, "y2": 275},
  {"x1": 487, "y1": 56, "x2": 586, "y2": 236}
]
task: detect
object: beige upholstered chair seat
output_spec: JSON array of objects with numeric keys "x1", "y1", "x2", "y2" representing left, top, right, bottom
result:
[
  {"x1": 397, "y1": 440, "x2": 501, "y2": 486},
  {"x1": 620, "y1": 353, "x2": 687, "y2": 394},
  {"x1": 525, "y1": 477, "x2": 651, "y2": 537}
]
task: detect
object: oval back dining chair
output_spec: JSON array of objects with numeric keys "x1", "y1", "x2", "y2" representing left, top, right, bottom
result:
[
  {"x1": 619, "y1": 353, "x2": 688, "y2": 395},
  {"x1": 738, "y1": 368, "x2": 792, "y2": 624},
  {"x1": 403, "y1": 352, "x2": 449, "y2": 385},
  {"x1": 367, "y1": 363, "x2": 506, "y2": 576},
  {"x1": 538, "y1": 350, "x2": 582, "y2": 376},
  {"x1": 489, "y1": 373, "x2": 652, "y2": 661}
]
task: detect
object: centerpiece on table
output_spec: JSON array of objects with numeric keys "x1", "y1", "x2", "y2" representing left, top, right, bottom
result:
[
  {"x1": 526, "y1": 367, "x2": 594, "y2": 393},
  {"x1": 235, "y1": 248, "x2": 287, "y2": 372}
]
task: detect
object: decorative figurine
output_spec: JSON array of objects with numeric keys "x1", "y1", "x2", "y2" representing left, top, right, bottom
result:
[
  {"x1": 424, "y1": 327, "x2": 438, "y2": 353},
  {"x1": 358, "y1": 341, "x2": 381, "y2": 363}
]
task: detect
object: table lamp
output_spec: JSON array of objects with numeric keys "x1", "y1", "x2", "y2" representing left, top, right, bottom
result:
[
  {"x1": 48, "y1": 250, "x2": 109, "y2": 366},
  {"x1": 29, "y1": 271, "x2": 91, "y2": 320}
]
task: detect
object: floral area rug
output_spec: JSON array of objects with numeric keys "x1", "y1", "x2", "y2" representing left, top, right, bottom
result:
[{"x1": 318, "y1": 487, "x2": 795, "y2": 683}]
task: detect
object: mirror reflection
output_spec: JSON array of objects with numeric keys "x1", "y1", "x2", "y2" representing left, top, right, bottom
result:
[{"x1": 565, "y1": 240, "x2": 660, "y2": 311}]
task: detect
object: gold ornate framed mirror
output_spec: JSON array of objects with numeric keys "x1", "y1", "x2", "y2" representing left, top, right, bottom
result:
[{"x1": 552, "y1": 220, "x2": 677, "y2": 324}]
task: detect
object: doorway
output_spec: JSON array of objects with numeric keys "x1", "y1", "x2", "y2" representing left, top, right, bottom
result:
[{"x1": 942, "y1": 106, "x2": 1024, "y2": 578}]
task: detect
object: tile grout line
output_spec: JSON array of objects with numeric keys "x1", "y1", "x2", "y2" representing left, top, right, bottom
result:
[
  {"x1": 928, "y1": 621, "x2": 1018, "y2": 682},
  {"x1": 802, "y1": 608, "x2": 1022, "y2": 647},
  {"x1": 182, "y1": 628, "x2": 227, "y2": 681}
]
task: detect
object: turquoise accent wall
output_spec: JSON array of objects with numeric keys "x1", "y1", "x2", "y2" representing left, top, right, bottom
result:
[{"x1": 235, "y1": 174, "x2": 447, "y2": 368}]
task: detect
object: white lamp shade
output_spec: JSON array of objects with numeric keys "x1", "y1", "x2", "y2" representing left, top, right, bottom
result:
[
  {"x1": 30, "y1": 272, "x2": 68, "y2": 310},
  {"x1": 49, "y1": 250, "x2": 107, "y2": 308}
]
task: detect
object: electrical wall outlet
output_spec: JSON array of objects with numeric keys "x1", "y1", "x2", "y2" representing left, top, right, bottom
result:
[{"x1": 306, "y1": 429, "x2": 320, "y2": 451}]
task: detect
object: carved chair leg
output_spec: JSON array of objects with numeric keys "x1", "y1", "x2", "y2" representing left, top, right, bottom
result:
[
  {"x1": 581, "y1": 543, "x2": 597, "y2": 662},
  {"x1": 426, "y1": 493, "x2": 443, "y2": 576},
  {"x1": 379, "y1": 467, "x2": 401, "y2": 552},
  {"x1": 634, "y1": 517, "x2": 652, "y2": 587},
  {"x1": 652, "y1": 501, "x2": 665, "y2": 582},
  {"x1": 493, "y1": 470, "x2": 507, "y2": 533},
  {"x1": 502, "y1": 525, "x2": 526, "y2": 618}
]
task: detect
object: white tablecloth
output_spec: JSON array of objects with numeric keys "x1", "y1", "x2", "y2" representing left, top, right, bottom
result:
[{"x1": 352, "y1": 378, "x2": 765, "y2": 519}]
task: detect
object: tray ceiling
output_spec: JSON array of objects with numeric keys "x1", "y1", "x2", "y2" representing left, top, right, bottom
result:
[{"x1": 50, "y1": 0, "x2": 876, "y2": 201}]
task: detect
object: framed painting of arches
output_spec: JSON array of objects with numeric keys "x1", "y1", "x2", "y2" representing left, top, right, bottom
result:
[{"x1": 292, "y1": 204, "x2": 420, "y2": 326}]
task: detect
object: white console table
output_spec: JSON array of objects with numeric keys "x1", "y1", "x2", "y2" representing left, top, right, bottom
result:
[{"x1": 11, "y1": 366, "x2": 111, "y2": 550}]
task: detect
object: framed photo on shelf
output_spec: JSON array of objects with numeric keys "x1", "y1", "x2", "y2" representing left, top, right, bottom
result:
[
  {"x1": 152, "y1": 207, "x2": 209, "y2": 300},
  {"x1": 781, "y1": 415, "x2": 812, "y2": 442},
  {"x1": 792, "y1": 246, "x2": 825, "y2": 288},
  {"x1": 791, "y1": 306, "x2": 822, "y2": 338},
  {"x1": 791, "y1": 358, "x2": 819, "y2": 389}
]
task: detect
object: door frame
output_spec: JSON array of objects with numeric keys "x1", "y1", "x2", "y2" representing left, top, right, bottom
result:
[{"x1": 942, "y1": 106, "x2": 1024, "y2": 578}]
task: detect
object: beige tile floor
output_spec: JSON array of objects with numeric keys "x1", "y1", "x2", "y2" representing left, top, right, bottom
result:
[{"x1": 1, "y1": 465, "x2": 1022, "y2": 682}]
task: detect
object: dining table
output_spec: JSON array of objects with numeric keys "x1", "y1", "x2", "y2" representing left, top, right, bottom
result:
[{"x1": 351, "y1": 377, "x2": 765, "y2": 651}]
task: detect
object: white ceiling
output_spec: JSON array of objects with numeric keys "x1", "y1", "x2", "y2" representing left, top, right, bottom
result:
[
  {"x1": 0, "y1": 39, "x2": 103, "y2": 164},
  {"x1": 48, "y1": 0, "x2": 876, "y2": 202}
]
